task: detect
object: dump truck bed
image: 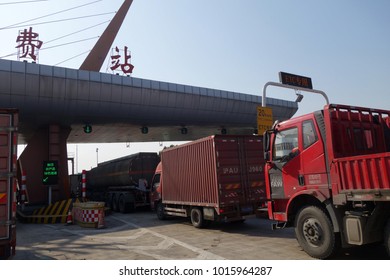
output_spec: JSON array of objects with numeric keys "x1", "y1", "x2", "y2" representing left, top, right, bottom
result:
[{"x1": 324, "y1": 104, "x2": 390, "y2": 202}]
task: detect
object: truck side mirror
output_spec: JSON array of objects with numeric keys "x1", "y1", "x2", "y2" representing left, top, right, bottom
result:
[
  {"x1": 263, "y1": 131, "x2": 272, "y2": 162},
  {"x1": 263, "y1": 131, "x2": 270, "y2": 152}
]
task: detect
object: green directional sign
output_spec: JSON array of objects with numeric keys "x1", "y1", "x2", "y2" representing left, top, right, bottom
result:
[
  {"x1": 83, "y1": 124, "x2": 92, "y2": 133},
  {"x1": 42, "y1": 161, "x2": 59, "y2": 185}
]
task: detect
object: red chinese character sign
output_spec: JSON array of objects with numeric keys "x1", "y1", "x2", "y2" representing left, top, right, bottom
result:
[
  {"x1": 110, "y1": 46, "x2": 134, "y2": 75},
  {"x1": 15, "y1": 27, "x2": 43, "y2": 62}
]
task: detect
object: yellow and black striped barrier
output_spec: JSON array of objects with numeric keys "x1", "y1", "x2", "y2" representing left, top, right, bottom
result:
[{"x1": 18, "y1": 199, "x2": 72, "y2": 224}]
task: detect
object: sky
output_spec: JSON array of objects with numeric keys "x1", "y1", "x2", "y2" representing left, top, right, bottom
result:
[{"x1": 1, "y1": 0, "x2": 390, "y2": 172}]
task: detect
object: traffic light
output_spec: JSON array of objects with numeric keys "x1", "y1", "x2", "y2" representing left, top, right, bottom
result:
[{"x1": 83, "y1": 124, "x2": 92, "y2": 133}]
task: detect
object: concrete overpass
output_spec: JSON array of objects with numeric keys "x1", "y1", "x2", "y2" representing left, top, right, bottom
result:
[
  {"x1": 0, "y1": 58, "x2": 298, "y2": 204},
  {"x1": 0, "y1": 59, "x2": 297, "y2": 143}
]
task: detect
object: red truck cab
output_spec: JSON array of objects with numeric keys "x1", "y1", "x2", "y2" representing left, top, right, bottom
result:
[
  {"x1": 149, "y1": 162, "x2": 162, "y2": 215},
  {"x1": 264, "y1": 104, "x2": 390, "y2": 258},
  {"x1": 264, "y1": 112, "x2": 331, "y2": 221}
]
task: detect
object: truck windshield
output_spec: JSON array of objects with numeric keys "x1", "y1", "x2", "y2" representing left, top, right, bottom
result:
[{"x1": 273, "y1": 127, "x2": 298, "y2": 161}]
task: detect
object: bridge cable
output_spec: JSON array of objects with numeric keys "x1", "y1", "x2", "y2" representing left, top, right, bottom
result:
[
  {"x1": 54, "y1": 50, "x2": 92, "y2": 66},
  {"x1": 0, "y1": 0, "x2": 103, "y2": 30},
  {"x1": 0, "y1": 20, "x2": 109, "y2": 59},
  {"x1": 0, "y1": 0, "x2": 48, "y2": 5},
  {"x1": 0, "y1": 12, "x2": 114, "y2": 30}
]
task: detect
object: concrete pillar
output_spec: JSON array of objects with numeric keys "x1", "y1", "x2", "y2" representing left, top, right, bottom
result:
[{"x1": 18, "y1": 125, "x2": 71, "y2": 205}]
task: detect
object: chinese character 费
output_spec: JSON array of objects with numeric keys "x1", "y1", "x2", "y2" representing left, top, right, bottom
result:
[{"x1": 15, "y1": 27, "x2": 43, "y2": 61}]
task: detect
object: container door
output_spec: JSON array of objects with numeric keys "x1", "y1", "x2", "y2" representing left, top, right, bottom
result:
[
  {"x1": 240, "y1": 136, "x2": 266, "y2": 208},
  {"x1": 0, "y1": 114, "x2": 12, "y2": 241},
  {"x1": 215, "y1": 137, "x2": 241, "y2": 207},
  {"x1": 215, "y1": 136, "x2": 265, "y2": 213}
]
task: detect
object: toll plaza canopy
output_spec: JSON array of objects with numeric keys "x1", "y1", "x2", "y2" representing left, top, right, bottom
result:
[{"x1": 0, "y1": 59, "x2": 298, "y2": 143}]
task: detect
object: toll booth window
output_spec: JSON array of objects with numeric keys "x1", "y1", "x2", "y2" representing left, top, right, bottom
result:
[
  {"x1": 273, "y1": 127, "x2": 298, "y2": 160},
  {"x1": 302, "y1": 120, "x2": 318, "y2": 149}
]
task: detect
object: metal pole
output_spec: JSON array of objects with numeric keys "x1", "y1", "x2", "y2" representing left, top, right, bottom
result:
[
  {"x1": 82, "y1": 170, "x2": 86, "y2": 199},
  {"x1": 76, "y1": 144, "x2": 78, "y2": 174},
  {"x1": 48, "y1": 186, "x2": 52, "y2": 205},
  {"x1": 262, "y1": 81, "x2": 329, "y2": 107}
]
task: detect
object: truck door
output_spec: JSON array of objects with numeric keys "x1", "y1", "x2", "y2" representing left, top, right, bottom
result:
[
  {"x1": 268, "y1": 126, "x2": 301, "y2": 200},
  {"x1": 299, "y1": 119, "x2": 328, "y2": 191},
  {"x1": 267, "y1": 119, "x2": 328, "y2": 204}
]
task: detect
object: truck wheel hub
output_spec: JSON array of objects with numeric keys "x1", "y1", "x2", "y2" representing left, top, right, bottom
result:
[{"x1": 303, "y1": 218, "x2": 323, "y2": 246}]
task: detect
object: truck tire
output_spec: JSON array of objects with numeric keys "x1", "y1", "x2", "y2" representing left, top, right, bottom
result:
[
  {"x1": 156, "y1": 202, "x2": 166, "y2": 220},
  {"x1": 295, "y1": 206, "x2": 339, "y2": 259},
  {"x1": 112, "y1": 194, "x2": 119, "y2": 212},
  {"x1": 190, "y1": 208, "x2": 204, "y2": 228},
  {"x1": 384, "y1": 219, "x2": 390, "y2": 257},
  {"x1": 106, "y1": 194, "x2": 114, "y2": 211},
  {"x1": 118, "y1": 195, "x2": 128, "y2": 213}
]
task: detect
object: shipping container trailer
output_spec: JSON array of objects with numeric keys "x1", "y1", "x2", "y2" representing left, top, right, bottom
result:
[
  {"x1": 0, "y1": 109, "x2": 18, "y2": 259},
  {"x1": 150, "y1": 135, "x2": 266, "y2": 227}
]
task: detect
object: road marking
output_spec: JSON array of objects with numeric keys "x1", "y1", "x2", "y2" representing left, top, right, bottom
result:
[
  {"x1": 110, "y1": 216, "x2": 225, "y2": 260},
  {"x1": 58, "y1": 216, "x2": 225, "y2": 260}
]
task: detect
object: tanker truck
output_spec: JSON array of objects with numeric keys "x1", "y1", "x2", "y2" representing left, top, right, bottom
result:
[{"x1": 86, "y1": 152, "x2": 160, "y2": 213}]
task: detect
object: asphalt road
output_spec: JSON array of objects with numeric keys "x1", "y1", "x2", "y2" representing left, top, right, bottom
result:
[{"x1": 13, "y1": 210, "x2": 388, "y2": 260}]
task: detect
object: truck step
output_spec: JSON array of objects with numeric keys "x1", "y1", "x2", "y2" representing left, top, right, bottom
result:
[
  {"x1": 255, "y1": 207, "x2": 269, "y2": 218},
  {"x1": 164, "y1": 207, "x2": 188, "y2": 217}
]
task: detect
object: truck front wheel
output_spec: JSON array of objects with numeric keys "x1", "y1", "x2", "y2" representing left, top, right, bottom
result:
[
  {"x1": 190, "y1": 208, "x2": 204, "y2": 228},
  {"x1": 156, "y1": 202, "x2": 166, "y2": 220},
  {"x1": 295, "y1": 206, "x2": 339, "y2": 259}
]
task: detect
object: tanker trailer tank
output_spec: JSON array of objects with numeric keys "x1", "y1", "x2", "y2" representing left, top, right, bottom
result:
[{"x1": 86, "y1": 152, "x2": 160, "y2": 213}]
